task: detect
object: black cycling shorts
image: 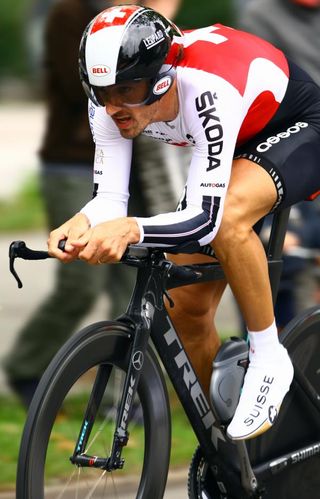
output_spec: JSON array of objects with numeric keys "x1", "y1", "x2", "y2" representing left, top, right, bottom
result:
[{"x1": 235, "y1": 61, "x2": 320, "y2": 212}]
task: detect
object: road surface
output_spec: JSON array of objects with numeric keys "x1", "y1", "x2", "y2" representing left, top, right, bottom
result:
[{"x1": 0, "y1": 468, "x2": 189, "y2": 498}]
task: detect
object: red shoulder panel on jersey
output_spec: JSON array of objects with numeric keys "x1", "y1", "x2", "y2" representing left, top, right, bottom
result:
[
  {"x1": 237, "y1": 91, "x2": 280, "y2": 145},
  {"x1": 168, "y1": 24, "x2": 289, "y2": 96}
]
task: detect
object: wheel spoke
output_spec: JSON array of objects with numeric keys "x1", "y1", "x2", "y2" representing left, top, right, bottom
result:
[
  {"x1": 83, "y1": 470, "x2": 107, "y2": 499},
  {"x1": 55, "y1": 469, "x2": 78, "y2": 499}
]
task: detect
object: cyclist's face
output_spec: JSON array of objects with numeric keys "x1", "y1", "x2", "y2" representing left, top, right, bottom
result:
[
  {"x1": 98, "y1": 81, "x2": 160, "y2": 139},
  {"x1": 95, "y1": 80, "x2": 151, "y2": 108}
]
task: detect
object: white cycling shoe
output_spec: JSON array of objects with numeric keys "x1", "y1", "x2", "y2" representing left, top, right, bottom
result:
[{"x1": 227, "y1": 345, "x2": 294, "y2": 440}]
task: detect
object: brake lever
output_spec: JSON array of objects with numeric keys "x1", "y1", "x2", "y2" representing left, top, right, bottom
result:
[
  {"x1": 9, "y1": 240, "x2": 66, "y2": 289},
  {"x1": 9, "y1": 241, "x2": 25, "y2": 288},
  {"x1": 9, "y1": 240, "x2": 51, "y2": 288},
  {"x1": 9, "y1": 240, "x2": 144, "y2": 288}
]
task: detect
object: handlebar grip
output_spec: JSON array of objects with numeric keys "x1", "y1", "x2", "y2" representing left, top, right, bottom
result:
[
  {"x1": 58, "y1": 239, "x2": 67, "y2": 251},
  {"x1": 125, "y1": 246, "x2": 149, "y2": 259}
]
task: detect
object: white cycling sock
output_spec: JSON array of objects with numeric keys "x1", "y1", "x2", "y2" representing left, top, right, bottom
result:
[
  {"x1": 247, "y1": 319, "x2": 280, "y2": 361},
  {"x1": 227, "y1": 320, "x2": 294, "y2": 440}
]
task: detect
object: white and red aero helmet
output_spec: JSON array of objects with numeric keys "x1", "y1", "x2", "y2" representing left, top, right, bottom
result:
[{"x1": 79, "y1": 5, "x2": 182, "y2": 107}]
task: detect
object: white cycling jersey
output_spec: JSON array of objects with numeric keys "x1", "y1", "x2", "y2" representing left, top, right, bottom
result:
[{"x1": 81, "y1": 24, "x2": 289, "y2": 250}]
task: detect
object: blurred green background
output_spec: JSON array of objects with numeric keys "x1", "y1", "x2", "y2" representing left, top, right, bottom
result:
[{"x1": 1, "y1": 0, "x2": 30, "y2": 79}]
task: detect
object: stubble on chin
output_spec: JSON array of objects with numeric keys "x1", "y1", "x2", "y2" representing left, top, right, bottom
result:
[
  {"x1": 119, "y1": 122, "x2": 147, "y2": 139},
  {"x1": 119, "y1": 128, "x2": 139, "y2": 139}
]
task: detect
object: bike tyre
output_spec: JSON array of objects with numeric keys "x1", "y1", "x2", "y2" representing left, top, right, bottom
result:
[
  {"x1": 247, "y1": 306, "x2": 320, "y2": 498},
  {"x1": 188, "y1": 307, "x2": 320, "y2": 499},
  {"x1": 16, "y1": 320, "x2": 171, "y2": 499}
]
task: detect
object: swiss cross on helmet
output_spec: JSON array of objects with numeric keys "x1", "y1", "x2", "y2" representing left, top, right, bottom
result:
[{"x1": 79, "y1": 5, "x2": 182, "y2": 107}]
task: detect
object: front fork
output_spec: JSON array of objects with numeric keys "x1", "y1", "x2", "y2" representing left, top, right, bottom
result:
[
  {"x1": 70, "y1": 258, "x2": 171, "y2": 471},
  {"x1": 70, "y1": 319, "x2": 151, "y2": 471}
]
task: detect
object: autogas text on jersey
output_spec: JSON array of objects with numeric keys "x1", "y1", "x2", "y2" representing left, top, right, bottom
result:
[
  {"x1": 195, "y1": 91, "x2": 223, "y2": 172},
  {"x1": 200, "y1": 182, "x2": 225, "y2": 188}
]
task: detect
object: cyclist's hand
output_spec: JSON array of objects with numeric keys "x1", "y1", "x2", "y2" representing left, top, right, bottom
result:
[
  {"x1": 47, "y1": 213, "x2": 91, "y2": 262},
  {"x1": 70, "y1": 217, "x2": 140, "y2": 264}
]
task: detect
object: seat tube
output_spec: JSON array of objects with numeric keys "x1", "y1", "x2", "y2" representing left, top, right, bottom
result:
[{"x1": 266, "y1": 207, "x2": 291, "y2": 302}]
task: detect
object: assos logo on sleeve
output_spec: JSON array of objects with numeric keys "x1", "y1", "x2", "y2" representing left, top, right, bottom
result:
[{"x1": 195, "y1": 91, "x2": 224, "y2": 172}]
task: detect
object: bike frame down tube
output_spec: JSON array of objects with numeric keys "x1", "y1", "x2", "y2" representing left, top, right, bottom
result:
[
  {"x1": 152, "y1": 307, "x2": 240, "y2": 465},
  {"x1": 140, "y1": 265, "x2": 236, "y2": 466}
]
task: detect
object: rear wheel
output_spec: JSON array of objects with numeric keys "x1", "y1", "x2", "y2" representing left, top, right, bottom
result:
[
  {"x1": 247, "y1": 306, "x2": 320, "y2": 498},
  {"x1": 16, "y1": 321, "x2": 171, "y2": 498},
  {"x1": 189, "y1": 307, "x2": 320, "y2": 499}
]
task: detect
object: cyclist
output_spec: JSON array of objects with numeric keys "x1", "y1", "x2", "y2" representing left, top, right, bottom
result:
[{"x1": 48, "y1": 5, "x2": 320, "y2": 440}]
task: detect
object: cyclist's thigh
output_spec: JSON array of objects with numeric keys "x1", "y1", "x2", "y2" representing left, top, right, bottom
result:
[
  {"x1": 235, "y1": 121, "x2": 320, "y2": 213},
  {"x1": 221, "y1": 157, "x2": 278, "y2": 228}
]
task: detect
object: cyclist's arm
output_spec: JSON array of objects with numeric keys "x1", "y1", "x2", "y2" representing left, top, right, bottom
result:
[
  {"x1": 79, "y1": 102, "x2": 132, "y2": 226},
  {"x1": 49, "y1": 103, "x2": 134, "y2": 261},
  {"x1": 134, "y1": 74, "x2": 243, "y2": 251}
]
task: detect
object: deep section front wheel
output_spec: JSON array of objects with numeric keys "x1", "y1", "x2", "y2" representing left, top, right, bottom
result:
[{"x1": 16, "y1": 321, "x2": 171, "y2": 498}]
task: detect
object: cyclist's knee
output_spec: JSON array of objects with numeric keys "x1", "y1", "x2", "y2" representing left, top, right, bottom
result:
[
  {"x1": 170, "y1": 287, "x2": 211, "y2": 319},
  {"x1": 212, "y1": 199, "x2": 268, "y2": 266},
  {"x1": 168, "y1": 281, "x2": 226, "y2": 343},
  {"x1": 215, "y1": 195, "x2": 252, "y2": 250},
  {"x1": 170, "y1": 281, "x2": 223, "y2": 319}
]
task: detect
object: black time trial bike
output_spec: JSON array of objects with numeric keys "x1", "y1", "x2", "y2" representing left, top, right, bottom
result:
[{"x1": 9, "y1": 206, "x2": 320, "y2": 498}]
